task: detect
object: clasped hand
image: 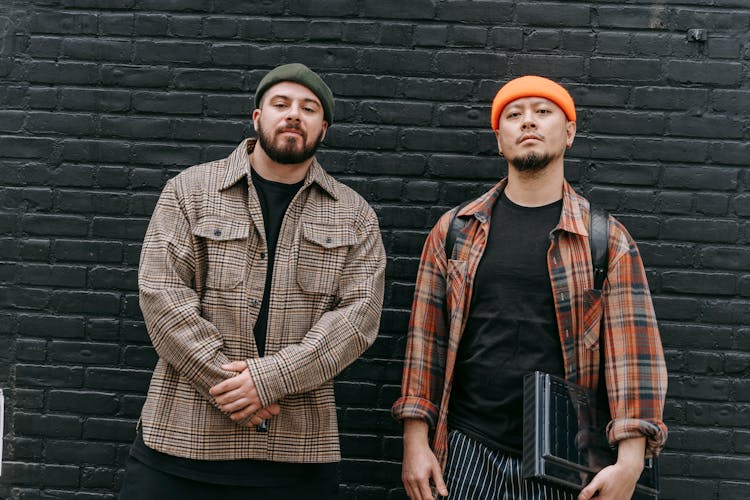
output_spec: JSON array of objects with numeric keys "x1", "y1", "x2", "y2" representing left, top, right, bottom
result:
[{"x1": 208, "y1": 361, "x2": 280, "y2": 427}]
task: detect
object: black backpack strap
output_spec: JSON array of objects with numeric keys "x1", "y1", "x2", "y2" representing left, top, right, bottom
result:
[
  {"x1": 444, "y1": 200, "x2": 472, "y2": 260},
  {"x1": 589, "y1": 206, "x2": 610, "y2": 291},
  {"x1": 590, "y1": 205, "x2": 611, "y2": 411}
]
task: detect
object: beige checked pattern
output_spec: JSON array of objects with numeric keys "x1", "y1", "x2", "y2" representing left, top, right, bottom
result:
[{"x1": 138, "y1": 139, "x2": 386, "y2": 462}]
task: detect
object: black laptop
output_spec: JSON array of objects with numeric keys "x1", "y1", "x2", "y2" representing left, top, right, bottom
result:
[{"x1": 523, "y1": 371, "x2": 659, "y2": 500}]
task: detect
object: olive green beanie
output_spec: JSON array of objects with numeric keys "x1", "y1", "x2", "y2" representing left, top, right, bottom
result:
[{"x1": 254, "y1": 63, "x2": 334, "y2": 124}]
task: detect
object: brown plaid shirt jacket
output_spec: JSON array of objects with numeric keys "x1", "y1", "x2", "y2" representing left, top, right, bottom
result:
[{"x1": 138, "y1": 138, "x2": 385, "y2": 462}]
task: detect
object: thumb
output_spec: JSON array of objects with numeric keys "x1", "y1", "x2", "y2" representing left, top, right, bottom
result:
[
  {"x1": 432, "y1": 463, "x2": 448, "y2": 497},
  {"x1": 266, "y1": 403, "x2": 281, "y2": 416},
  {"x1": 221, "y1": 361, "x2": 248, "y2": 372},
  {"x1": 578, "y1": 480, "x2": 598, "y2": 500}
]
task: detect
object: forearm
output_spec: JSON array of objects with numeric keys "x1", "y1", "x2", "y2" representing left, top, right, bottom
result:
[
  {"x1": 247, "y1": 303, "x2": 379, "y2": 406},
  {"x1": 141, "y1": 286, "x2": 233, "y2": 398},
  {"x1": 247, "y1": 214, "x2": 385, "y2": 406},
  {"x1": 139, "y1": 181, "x2": 234, "y2": 402},
  {"x1": 616, "y1": 436, "x2": 646, "y2": 474}
]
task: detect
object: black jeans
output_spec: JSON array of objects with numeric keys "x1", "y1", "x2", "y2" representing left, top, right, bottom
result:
[{"x1": 119, "y1": 456, "x2": 339, "y2": 500}]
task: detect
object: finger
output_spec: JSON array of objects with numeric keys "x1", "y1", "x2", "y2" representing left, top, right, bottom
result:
[
  {"x1": 209, "y1": 376, "x2": 243, "y2": 397},
  {"x1": 221, "y1": 361, "x2": 248, "y2": 372},
  {"x1": 578, "y1": 481, "x2": 597, "y2": 500},
  {"x1": 254, "y1": 408, "x2": 271, "y2": 419},
  {"x1": 220, "y1": 397, "x2": 252, "y2": 414},
  {"x1": 213, "y1": 379, "x2": 255, "y2": 404},
  {"x1": 254, "y1": 405, "x2": 280, "y2": 419},
  {"x1": 417, "y1": 476, "x2": 434, "y2": 500},
  {"x1": 216, "y1": 384, "x2": 257, "y2": 405},
  {"x1": 214, "y1": 387, "x2": 245, "y2": 406},
  {"x1": 229, "y1": 403, "x2": 260, "y2": 422},
  {"x1": 266, "y1": 403, "x2": 281, "y2": 415},
  {"x1": 403, "y1": 479, "x2": 420, "y2": 500},
  {"x1": 432, "y1": 464, "x2": 448, "y2": 497}
]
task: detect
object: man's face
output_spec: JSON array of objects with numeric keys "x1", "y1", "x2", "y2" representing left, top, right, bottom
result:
[
  {"x1": 253, "y1": 81, "x2": 328, "y2": 164},
  {"x1": 494, "y1": 97, "x2": 576, "y2": 173}
]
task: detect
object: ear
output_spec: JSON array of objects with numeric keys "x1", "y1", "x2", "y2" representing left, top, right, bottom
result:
[
  {"x1": 252, "y1": 109, "x2": 261, "y2": 132},
  {"x1": 565, "y1": 120, "x2": 576, "y2": 148},
  {"x1": 494, "y1": 129, "x2": 503, "y2": 156},
  {"x1": 320, "y1": 120, "x2": 329, "y2": 142}
]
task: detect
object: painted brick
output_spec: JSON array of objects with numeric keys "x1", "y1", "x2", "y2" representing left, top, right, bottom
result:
[{"x1": 2, "y1": 3, "x2": 750, "y2": 499}]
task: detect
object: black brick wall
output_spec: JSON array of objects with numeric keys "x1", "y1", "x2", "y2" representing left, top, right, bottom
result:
[{"x1": 1, "y1": 1, "x2": 749, "y2": 499}]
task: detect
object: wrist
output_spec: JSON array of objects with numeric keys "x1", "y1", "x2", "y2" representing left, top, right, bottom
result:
[
  {"x1": 615, "y1": 437, "x2": 646, "y2": 477},
  {"x1": 403, "y1": 418, "x2": 430, "y2": 447},
  {"x1": 616, "y1": 456, "x2": 644, "y2": 477}
]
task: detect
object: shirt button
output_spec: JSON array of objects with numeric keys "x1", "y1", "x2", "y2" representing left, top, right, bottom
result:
[
  {"x1": 260, "y1": 252, "x2": 265, "y2": 259},
  {"x1": 325, "y1": 237, "x2": 332, "y2": 244},
  {"x1": 214, "y1": 229, "x2": 222, "y2": 237}
]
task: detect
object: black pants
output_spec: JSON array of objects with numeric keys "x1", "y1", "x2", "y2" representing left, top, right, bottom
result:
[{"x1": 119, "y1": 456, "x2": 339, "y2": 500}]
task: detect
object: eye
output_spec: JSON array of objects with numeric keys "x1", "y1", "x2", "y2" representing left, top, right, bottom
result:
[
  {"x1": 303, "y1": 106, "x2": 315, "y2": 113},
  {"x1": 537, "y1": 108, "x2": 550, "y2": 114}
]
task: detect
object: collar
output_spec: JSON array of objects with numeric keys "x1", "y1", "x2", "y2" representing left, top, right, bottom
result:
[
  {"x1": 457, "y1": 177, "x2": 589, "y2": 237},
  {"x1": 219, "y1": 138, "x2": 338, "y2": 200}
]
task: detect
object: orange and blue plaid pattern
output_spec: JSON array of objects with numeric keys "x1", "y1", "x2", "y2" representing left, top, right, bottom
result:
[{"x1": 392, "y1": 179, "x2": 667, "y2": 469}]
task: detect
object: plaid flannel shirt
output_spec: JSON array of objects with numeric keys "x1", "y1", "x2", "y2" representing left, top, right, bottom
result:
[
  {"x1": 138, "y1": 139, "x2": 385, "y2": 462},
  {"x1": 392, "y1": 178, "x2": 667, "y2": 469}
]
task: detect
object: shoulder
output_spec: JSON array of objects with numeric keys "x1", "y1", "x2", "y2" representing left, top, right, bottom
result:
[
  {"x1": 167, "y1": 158, "x2": 228, "y2": 196},
  {"x1": 607, "y1": 214, "x2": 642, "y2": 264}
]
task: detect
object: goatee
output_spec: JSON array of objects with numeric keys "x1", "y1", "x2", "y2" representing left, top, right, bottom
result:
[
  {"x1": 508, "y1": 152, "x2": 555, "y2": 173},
  {"x1": 257, "y1": 122, "x2": 324, "y2": 164}
]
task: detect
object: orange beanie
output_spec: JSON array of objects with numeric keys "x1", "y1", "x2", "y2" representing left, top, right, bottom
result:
[{"x1": 490, "y1": 75, "x2": 576, "y2": 130}]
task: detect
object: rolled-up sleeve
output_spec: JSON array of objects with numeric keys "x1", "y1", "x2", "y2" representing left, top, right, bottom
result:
[
  {"x1": 391, "y1": 213, "x2": 451, "y2": 427},
  {"x1": 603, "y1": 221, "x2": 668, "y2": 457}
]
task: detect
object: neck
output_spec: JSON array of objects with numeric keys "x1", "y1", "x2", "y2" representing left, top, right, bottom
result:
[
  {"x1": 248, "y1": 143, "x2": 312, "y2": 184},
  {"x1": 503, "y1": 159, "x2": 565, "y2": 207}
]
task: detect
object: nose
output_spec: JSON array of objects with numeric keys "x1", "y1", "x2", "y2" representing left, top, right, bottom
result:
[
  {"x1": 521, "y1": 109, "x2": 536, "y2": 130},
  {"x1": 285, "y1": 102, "x2": 301, "y2": 122}
]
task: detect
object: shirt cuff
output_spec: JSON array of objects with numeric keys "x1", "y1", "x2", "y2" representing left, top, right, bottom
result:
[
  {"x1": 606, "y1": 417, "x2": 668, "y2": 457},
  {"x1": 245, "y1": 357, "x2": 285, "y2": 408},
  {"x1": 391, "y1": 396, "x2": 439, "y2": 428}
]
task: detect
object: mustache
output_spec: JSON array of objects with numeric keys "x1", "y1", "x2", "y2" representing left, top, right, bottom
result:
[
  {"x1": 516, "y1": 133, "x2": 543, "y2": 144},
  {"x1": 278, "y1": 124, "x2": 304, "y2": 134}
]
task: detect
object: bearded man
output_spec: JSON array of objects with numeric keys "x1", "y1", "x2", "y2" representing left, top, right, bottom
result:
[
  {"x1": 120, "y1": 63, "x2": 386, "y2": 500},
  {"x1": 392, "y1": 76, "x2": 667, "y2": 500}
]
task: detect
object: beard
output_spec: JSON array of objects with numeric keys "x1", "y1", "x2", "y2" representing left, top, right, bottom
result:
[
  {"x1": 508, "y1": 151, "x2": 556, "y2": 173},
  {"x1": 257, "y1": 121, "x2": 324, "y2": 164}
]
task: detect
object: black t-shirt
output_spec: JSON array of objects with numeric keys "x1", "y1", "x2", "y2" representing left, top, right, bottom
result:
[
  {"x1": 448, "y1": 192, "x2": 565, "y2": 455},
  {"x1": 251, "y1": 167, "x2": 304, "y2": 357},
  {"x1": 129, "y1": 168, "x2": 337, "y2": 486}
]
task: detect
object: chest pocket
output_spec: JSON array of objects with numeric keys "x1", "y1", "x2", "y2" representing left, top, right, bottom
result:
[
  {"x1": 297, "y1": 222, "x2": 357, "y2": 295},
  {"x1": 192, "y1": 216, "x2": 249, "y2": 289}
]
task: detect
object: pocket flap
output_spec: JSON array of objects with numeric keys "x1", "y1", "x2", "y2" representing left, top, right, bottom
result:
[
  {"x1": 302, "y1": 222, "x2": 357, "y2": 248},
  {"x1": 192, "y1": 216, "x2": 249, "y2": 241}
]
